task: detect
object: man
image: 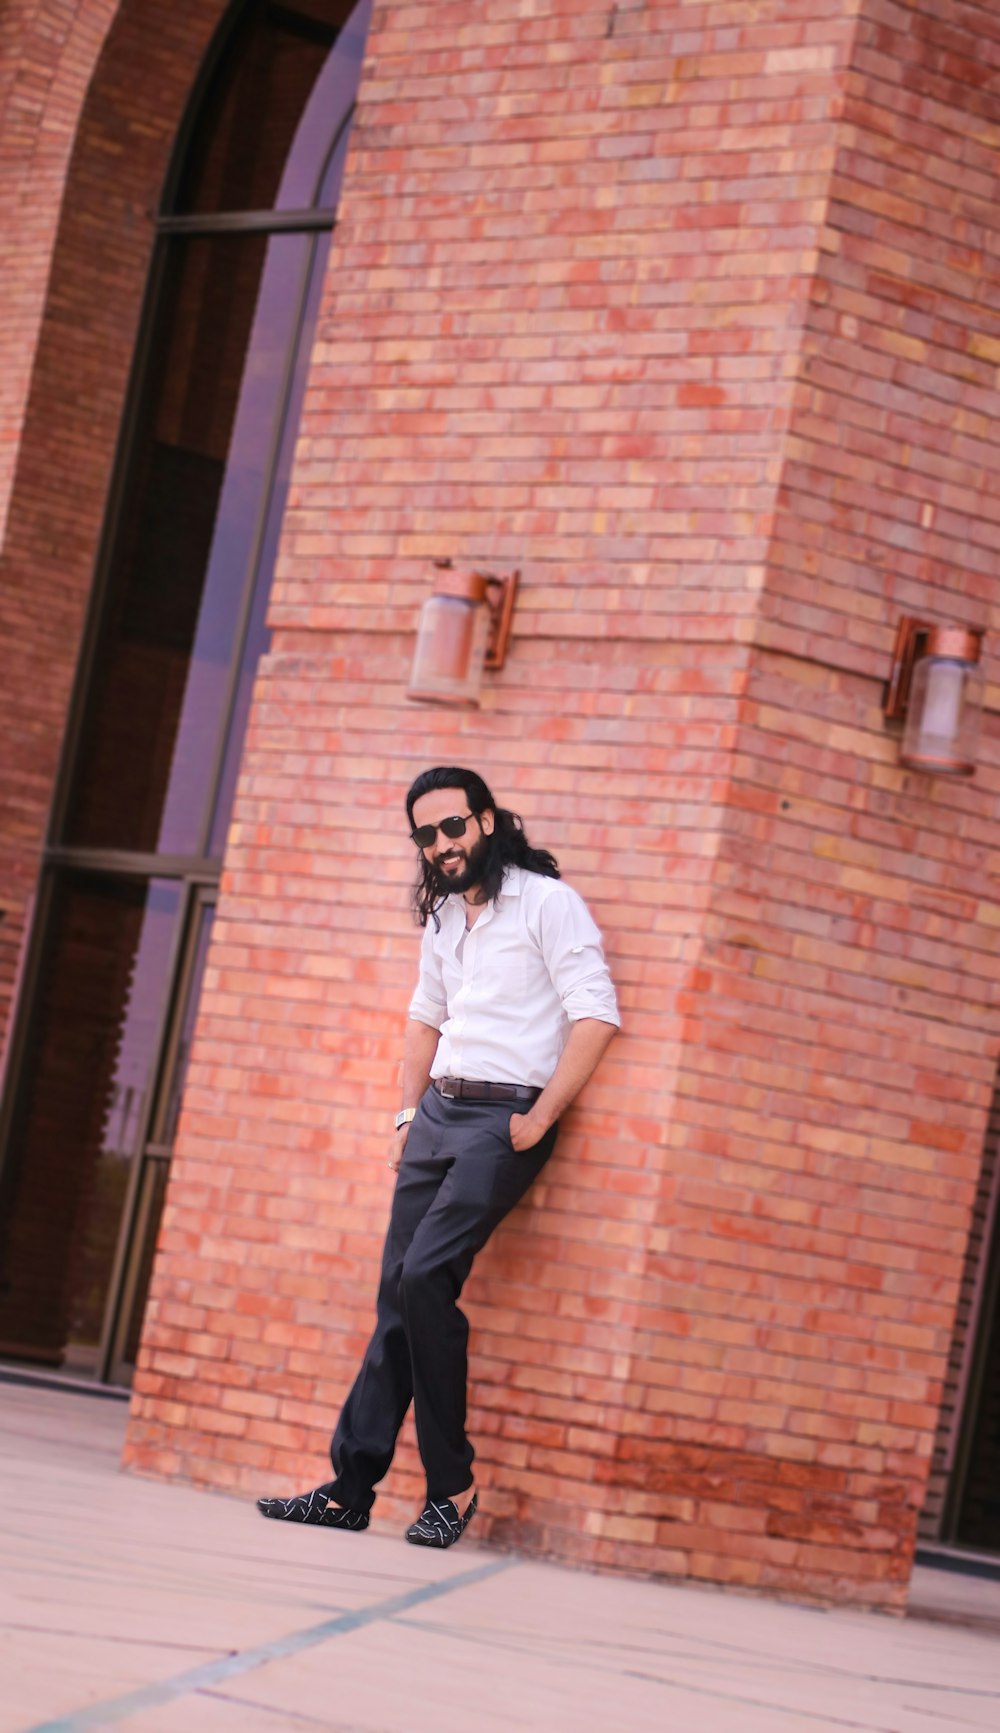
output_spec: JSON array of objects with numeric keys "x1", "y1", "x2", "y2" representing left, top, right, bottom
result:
[{"x1": 258, "y1": 766, "x2": 619, "y2": 1548}]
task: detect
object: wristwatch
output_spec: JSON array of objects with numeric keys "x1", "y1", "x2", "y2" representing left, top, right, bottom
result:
[{"x1": 395, "y1": 1107, "x2": 417, "y2": 1131}]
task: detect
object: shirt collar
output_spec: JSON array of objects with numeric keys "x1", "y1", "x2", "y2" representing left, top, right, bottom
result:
[{"x1": 445, "y1": 863, "x2": 523, "y2": 913}]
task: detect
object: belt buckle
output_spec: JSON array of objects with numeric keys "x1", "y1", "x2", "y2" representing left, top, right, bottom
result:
[{"x1": 438, "y1": 1078, "x2": 460, "y2": 1099}]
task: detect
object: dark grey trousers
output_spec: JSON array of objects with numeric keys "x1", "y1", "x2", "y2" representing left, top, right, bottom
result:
[{"x1": 327, "y1": 1085, "x2": 557, "y2": 1508}]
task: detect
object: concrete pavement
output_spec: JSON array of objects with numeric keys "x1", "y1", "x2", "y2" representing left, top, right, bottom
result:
[{"x1": 1, "y1": 1381, "x2": 999, "y2": 1732}]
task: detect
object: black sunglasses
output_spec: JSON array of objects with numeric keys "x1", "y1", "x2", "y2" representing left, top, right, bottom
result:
[{"x1": 410, "y1": 812, "x2": 479, "y2": 849}]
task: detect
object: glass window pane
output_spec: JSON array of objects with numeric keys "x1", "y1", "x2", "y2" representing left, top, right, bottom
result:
[
  {"x1": 173, "y1": 0, "x2": 360, "y2": 215},
  {"x1": 117, "y1": 898, "x2": 216, "y2": 1375},
  {"x1": 316, "y1": 88, "x2": 356, "y2": 210},
  {"x1": 159, "y1": 899, "x2": 216, "y2": 1146},
  {"x1": 64, "y1": 232, "x2": 313, "y2": 856},
  {"x1": 208, "y1": 232, "x2": 331, "y2": 853},
  {"x1": 955, "y1": 1271, "x2": 1000, "y2": 1549},
  {"x1": 294, "y1": 0, "x2": 371, "y2": 209},
  {"x1": 0, "y1": 875, "x2": 182, "y2": 1373},
  {"x1": 120, "y1": 1158, "x2": 172, "y2": 1372}
]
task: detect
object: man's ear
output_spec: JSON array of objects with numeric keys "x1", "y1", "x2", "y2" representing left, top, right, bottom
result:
[{"x1": 480, "y1": 808, "x2": 495, "y2": 837}]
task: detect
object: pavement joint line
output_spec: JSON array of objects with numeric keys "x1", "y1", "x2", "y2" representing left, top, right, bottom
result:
[{"x1": 19, "y1": 1553, "x2": 516, "y2": 1733}]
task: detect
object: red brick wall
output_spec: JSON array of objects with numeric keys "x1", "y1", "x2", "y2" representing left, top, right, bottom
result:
[
  {"x1": 0, "y1": 0, "x2": 115, "y2": 547},
  {"x1": 0, "y1": 0, "x2": 111, "y2": 1053},
  {"x1": 0, "y1": 0, "x2": 226, "y2": 1058},
  {"x1": 654, "y1": 0, "x2": 1000, "y2": 1601}
]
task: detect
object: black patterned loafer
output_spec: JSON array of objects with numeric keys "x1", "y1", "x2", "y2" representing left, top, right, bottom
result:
[
  {"x1": 405, "y1": 1490, "x2": 478, "y2": 1548},
  {"x1": 256, "y1": 1482, "x2": 369, "y2": 1529}
]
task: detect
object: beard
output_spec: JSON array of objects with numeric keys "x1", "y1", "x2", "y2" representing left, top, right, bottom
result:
[{"x1": 429, "y1": 830, "x2": 492, "y2": 898}]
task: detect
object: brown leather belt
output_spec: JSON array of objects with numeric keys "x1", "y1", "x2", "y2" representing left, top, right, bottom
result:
[{"x1": 433, "y1": 1077, "x2": 540, "y2": 1104}]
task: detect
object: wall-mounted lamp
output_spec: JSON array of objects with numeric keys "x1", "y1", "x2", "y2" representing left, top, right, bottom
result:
[
  {"x1": 407, "y1": 566, "x2": 518, "y2": 707},
  {"x1": 883, "y1": 617, "x2": 984, "y2": 777}
]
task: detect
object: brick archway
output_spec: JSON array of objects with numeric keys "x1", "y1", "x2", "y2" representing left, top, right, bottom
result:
[{"x1": 0, "y1": 0, "x2": 229, "y2": 1057}]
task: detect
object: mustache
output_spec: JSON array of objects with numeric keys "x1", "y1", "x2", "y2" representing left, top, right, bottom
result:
[{"x1": 427, "y1": 832, "x2": 492, "y2": 889}]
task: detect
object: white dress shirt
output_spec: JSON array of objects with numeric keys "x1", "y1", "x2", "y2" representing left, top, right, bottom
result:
[{"x1": 407, "y1": 865, "x2": 620, "y2": 1089}]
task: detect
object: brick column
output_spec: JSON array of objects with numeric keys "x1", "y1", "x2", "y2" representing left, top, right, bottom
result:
[
  {"x1": 92, "y1": 0, "x2": 996, "y2": 1612},
  {"x1": 643, "y1": 0, "x2": 1000, "y2": 1602}
]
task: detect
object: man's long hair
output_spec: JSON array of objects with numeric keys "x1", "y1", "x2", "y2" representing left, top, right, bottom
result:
[{"x1": 406, "y1": 766, "x2": 560, "y2": 927}]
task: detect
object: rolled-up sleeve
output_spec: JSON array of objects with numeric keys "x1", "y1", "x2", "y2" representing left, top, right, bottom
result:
[
  {"x1": 407, "y1": 919, "x2": 449, "y2": 1030},
  {"x1": 536, "y1": 883, "x2": 620, "y2": 1027}
]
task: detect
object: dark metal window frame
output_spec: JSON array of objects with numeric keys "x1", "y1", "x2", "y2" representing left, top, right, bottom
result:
[{"x1": 942, "y1": 1116, "x2": 1000, "y2": 1544}]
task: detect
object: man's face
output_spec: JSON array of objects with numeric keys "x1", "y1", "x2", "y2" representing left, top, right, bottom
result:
[{"x1": 410, "y1": 787, "x2": 495, "y2": 896}]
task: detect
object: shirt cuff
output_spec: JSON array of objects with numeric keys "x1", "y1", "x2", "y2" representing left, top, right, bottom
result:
[
  {"x1": 407, "y1": 991, "x2": 447, "y2": 1031},
  {"x1": 562, "y1": 990, "x2": 621, "y2": 1026}
]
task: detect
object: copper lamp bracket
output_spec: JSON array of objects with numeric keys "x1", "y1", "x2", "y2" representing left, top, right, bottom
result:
[
  {"x1": 478, "y1": 569, "x2": 519, "y2": 670},
  {"x1": 883, "y1": 617, "x2": 930, "y2": 723}
]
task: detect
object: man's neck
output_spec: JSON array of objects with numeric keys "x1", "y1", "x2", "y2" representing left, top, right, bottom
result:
[{"x1": 462, "y1": 885, "x2": 487, "y2": 926}]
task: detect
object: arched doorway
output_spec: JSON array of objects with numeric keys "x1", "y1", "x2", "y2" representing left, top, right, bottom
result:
[{"x1": 0, "y1": 0, "x2": 370, "y2": 1388}]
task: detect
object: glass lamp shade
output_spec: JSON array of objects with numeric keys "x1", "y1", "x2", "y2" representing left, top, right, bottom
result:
[
  {"x1": 407, "y1": 572, "x2": 490, "y2": 707},
  {"x1": 899, "y1": 627, "x2": 984, "y2": 776}
]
